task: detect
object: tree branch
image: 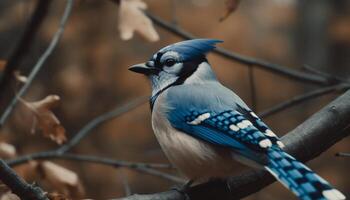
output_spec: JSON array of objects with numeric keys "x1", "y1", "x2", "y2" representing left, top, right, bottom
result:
[
  {"x1": 4, "y1": 95, "x2": 181, "y2": 184},
  {"x1": 259, "y1": 83, "x2": 350, "y2": 118},
  {"x1": 144, "y1": 11, "x2": 336, "y2": 86},
  {"x1": 336, "y1": 152, "x2": 350, "y2": 157},
  {"x1": 117, "y1": 89, "x2": 350, "y2": 200},
  {"x1": 4, "y1": 97, "x2": 148, "y2": 167},
  {"x1": 57, "y1": 96, "x2": 148, "y2": 153},
  {"x1": 108, "y1": 0, "x2": 336, "y2": 86},
  {"x1": 0, "y1": 0, "x2": 51, "y2": 98},
  {"x1": 0, "y1": 159, "x2": 48, "y2": 200},
  {"x1": 0, "y1": 1, "x2": 74, "y2": 198},
  {"x1": 7, "y1": 152, "x2": 182, "y2": 184},
  {"x1": 2, "y1": 91, "x2": 179, "y2": 185},
  {"x1": 0, "y1": 0, "x2": 74, "y2": 127}
]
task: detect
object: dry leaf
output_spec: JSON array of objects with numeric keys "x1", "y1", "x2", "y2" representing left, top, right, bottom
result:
[
  {"x1": 118, "y1": 0, "x2": 159, "y2": 42},
  {"x1": 47, "y1": 192, "x2": 71, "y2": 200},
  {"x1": 14, "y1": 161, "x2": 39, "y2": 181},
  {"x1": 0, "y1": 60, "x2": 7, "y2": 72},
  {"x1": 39, "y1": 162, "x2": 84, "y2": 198},
  {"x1": 0, "y1": 192, "x2": 20, "y2": 200},
  {"x1": 13, "y1": 70, "x2": 28, "y2": 83},
  {"x1": 220, "y1": 0, "x2": 241, "y2": 22},
  {"x1": 0, "y1": 142, "x2": 16, "y2": 159},
  {"x1": 22, "y1": 95, "x2": 67, "y2": 144}
]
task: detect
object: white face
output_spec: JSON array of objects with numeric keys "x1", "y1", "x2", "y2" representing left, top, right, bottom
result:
[
  {"x1": 149, "y1": 51, "x2": 185, "y2": 96},
  {"x1": 147, "y1": 50, "x2": 213, "y2": 97}
]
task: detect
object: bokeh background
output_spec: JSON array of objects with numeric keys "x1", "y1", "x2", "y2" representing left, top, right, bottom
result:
[{"x1": 0, "y1": 0, "x2": 349, "y2": 199}]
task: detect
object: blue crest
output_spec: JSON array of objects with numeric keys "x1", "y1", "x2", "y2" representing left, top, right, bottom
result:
[{"x1": 159, "y1": 39, "x2": 223, "y2": 61}]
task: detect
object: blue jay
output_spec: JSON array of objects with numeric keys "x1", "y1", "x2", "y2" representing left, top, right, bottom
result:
[{"x1": 129, "y1": 39, "x2": 345, "y2": 200}]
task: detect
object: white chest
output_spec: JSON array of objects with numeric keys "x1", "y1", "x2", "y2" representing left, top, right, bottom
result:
[{"x1": 151, "y1": 93, "x2": 236, "y2": 180}]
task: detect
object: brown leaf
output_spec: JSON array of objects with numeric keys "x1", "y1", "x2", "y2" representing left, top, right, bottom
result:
[
  {"x1": 39, "y1": 162, "x2": 84, "y2": 199},
  {"x1": 0, "y1": 192, "x2": 20, "y2": 200},
  {"x1": 0, "y1": 142, "x2": 16, "y2": 159},
  {"x1": 47, "y1": 192, "x2": 71, "y2": 200},
  {"x1": 220, "y1": 0, "x2": 241, "y2": 22},
  {"x1": 22, "y1": 95, "x2": 67, "y2": 144},
  {"x1": 0, "y1": 60, "x2": 7, "y2": 72},
  {"x1": 118, "y1": 0, "x2": 159, "y2": 42},
  {"x1": 13, "y1": 70, "x2": 28, "y2": 83},
  {"x1": 14, "y1": 161, "x2": 39, "y2": 181}
]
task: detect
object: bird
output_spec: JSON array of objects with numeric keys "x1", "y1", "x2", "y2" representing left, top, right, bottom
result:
[{"x1": 129, "y1": 39, "x2": 346, "y2": 200}]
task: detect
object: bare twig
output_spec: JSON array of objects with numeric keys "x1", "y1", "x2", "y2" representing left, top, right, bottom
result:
[
  {"x1": 259, "y1": 83, "x2": 350, "y2": 118},
  {"x1": 0, "y1": 0, "x2": 51, "y2": 98},
  {"x1": 144, "y1": 11, "x2": 335, "y2": 86},
  {"x1": 335, "y1": 152, "x2": 350, "y2": 157},
  {"x1": 7, "y1": 152, "x2": 180, "y2": 183},
  {"x1": 118, "y1": 169, "x2": 132, "y2": 196},
  {"x1": 117, "y1": 89, "x2": 350, "y2": 200},
  {"x1": 0, "y1": 0, "x2": 74, "y2": 127},
  {"x1": 57, "y1": 96, "x2": 148, "y2": 153},
  {"x1": 7, "y1": 152, "x2": 173, "y2": 170},
  {"x1": 107, "y1": 0, "x2": 334, "y2": 85},
  {"x1": 0, "y1": 159, "x2": 48, "y2": 200},
  {"x1": 303, "y1": 65, "x2": 349, "y2": 84}
]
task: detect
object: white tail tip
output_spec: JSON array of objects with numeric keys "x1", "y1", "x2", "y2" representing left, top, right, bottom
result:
[{"x1": 322, "y1": 189, "x2": 346, "y2": 200}]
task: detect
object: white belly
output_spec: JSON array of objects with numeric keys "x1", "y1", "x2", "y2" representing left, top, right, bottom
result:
[{"x1": 151, "y1": 94, "x2": 237, "y2": 180}]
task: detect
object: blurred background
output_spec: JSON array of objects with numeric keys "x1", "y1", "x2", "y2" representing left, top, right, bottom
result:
[{"x1": 0, "y1": 0, "x2": 349, "y2": 199}]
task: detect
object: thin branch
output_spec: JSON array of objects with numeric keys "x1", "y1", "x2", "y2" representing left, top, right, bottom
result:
[
  {"x1": 259, "y1": 83, "x2": 350, "y2": 118},
  {"x1": 57, "y1": 96, "x2": 148, "y2": 153},
  {"x1": 7, "y1": 152, "x2": 173, "y2": 170},
  {"x1": 117, "y1": 89, "x2": 350, "y2": 200},
  {"x1": 303, "y1": 65, "x2": 349, "y2": 84},
  {"x1": 0, "y1": 159, "x2": 48, "y2": 200},
  {"x1": 335, "y1": 152, "x2": 350, "y2": 157},
  {"x1": 0, "y1": 0, "x2": 51, "y2": 98},
  {"x1": 0, "y1": 0, "x2": 74, "y2": 127},
  {"x1": 7, "y1": 152, "x2": 181, "y2": 183},
  {"x1": 134, "y1": 167, "x2": 184, "y2": 184},
  {"x1": 118, "y1": 169, "x2": 132, "y2": 196},
  {"x1": 109, "y1": 0, "x2": 333, "y2": 85},
  {"x1": 144, "y1": 11, "x2": 335, "y2": 86}
]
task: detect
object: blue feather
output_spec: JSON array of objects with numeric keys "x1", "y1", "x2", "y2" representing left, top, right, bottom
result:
[
  {"x1": 159, "y1": 39, "x2": 222, "y2": 61},
  {"x1": 266, "y1": 148, "x2": 342, "y2": 200}
]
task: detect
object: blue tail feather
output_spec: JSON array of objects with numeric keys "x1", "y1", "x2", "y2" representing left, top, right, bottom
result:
[{"x1": 266, "y1": 148, "x2": 345, "y2": 200}]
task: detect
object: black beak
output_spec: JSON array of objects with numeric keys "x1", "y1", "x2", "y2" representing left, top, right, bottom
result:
[{"x1": 128, "y1": 62, "x2": 159, "y2": 75}]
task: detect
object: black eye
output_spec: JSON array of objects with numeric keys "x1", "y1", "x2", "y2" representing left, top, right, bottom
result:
[{"x1": 164, "y1": 58, "x2": 176, "y2": 67}]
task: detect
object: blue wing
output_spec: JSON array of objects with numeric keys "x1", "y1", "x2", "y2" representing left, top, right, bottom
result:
[
  {"x1": 164, "y1": 83, "x2": 344, "y2": 200},
  {"x1": 165, "y1": 83, "x2": 283, "y2": 164}
]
